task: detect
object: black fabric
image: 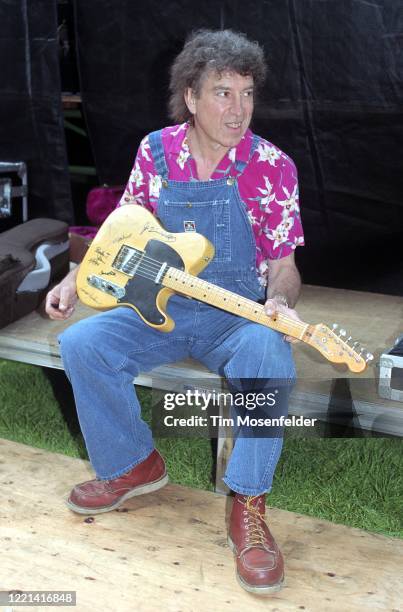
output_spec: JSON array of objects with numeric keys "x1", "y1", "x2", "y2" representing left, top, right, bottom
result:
[
  {"x1": 73, "y1": 0, "x2": 403, "y2": 295},
  {"x1": 1, "y1": 1, "x2": 401, "y2": 294},
  {"x1": 73, "y1": 0, "x2": 215, "y2": 186},
  {"x1": 0, "y1": 0, "x2": 74, "y2": 224}
]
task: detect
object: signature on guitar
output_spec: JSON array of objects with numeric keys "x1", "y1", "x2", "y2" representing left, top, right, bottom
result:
[
  {"x1": 140, "y1": 222, "x2": 176, "y2": 242},
  {"x1": 112, "y1": 232, "x2": 132, "y2": 244}
]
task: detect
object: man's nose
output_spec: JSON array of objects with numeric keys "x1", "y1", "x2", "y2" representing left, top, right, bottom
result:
[{"x1": 230, "y1": 95, "x2": 244, "y2": 116}]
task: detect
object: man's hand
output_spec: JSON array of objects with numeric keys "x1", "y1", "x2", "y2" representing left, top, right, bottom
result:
[
  {"x1": 264, "y1": 296, "x2": 302, "y2": 344},
  {"x1": 45, "y1": 267, "x2": 79, "y2": 320}
]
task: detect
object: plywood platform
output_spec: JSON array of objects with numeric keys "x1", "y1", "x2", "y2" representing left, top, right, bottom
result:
[
  {"x1": 0, "y1": 285, "x2": 403, "y2": 436},
  {"x1": 1, "y1": 439, "x2": 401, "y2": 612}
]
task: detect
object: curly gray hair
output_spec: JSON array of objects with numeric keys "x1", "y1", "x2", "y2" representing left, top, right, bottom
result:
[{"x1": 168, "y1": 29, "x2": 267, "y2": 123}]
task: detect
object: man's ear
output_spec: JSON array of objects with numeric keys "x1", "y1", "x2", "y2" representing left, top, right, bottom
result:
[{"x1": 184, "y1": 88, "x2": 196, "y2": 114}]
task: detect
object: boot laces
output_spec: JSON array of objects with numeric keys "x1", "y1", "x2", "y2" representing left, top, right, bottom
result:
[{"x1": 239, "y1": 495, "x2": 272, "y2": 549}]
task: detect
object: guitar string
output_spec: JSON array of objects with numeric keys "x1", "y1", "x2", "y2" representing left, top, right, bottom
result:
[
  {"x1": 100, "y1": 265, "x2": 360, "y2": 357},
  {"x1": 121, "y1": 252, "x2": 296, "y2": 326},
  {"x1": 138, "y1": 264, "x2": 360, "y2": 357},
  {"x1": 120, "y1": 250, "x2": 266, "y2": 310},
  {"x1": 164, "y1": 268, "x2": 307, "y2": 332},
  {"x1": 115, "y1": 253, "x2": 326, "y2": 335},
  {"x1": 122, "y1": 260, "x2": 360, "y2": 357},
  {"x1": 110, "y1": 249, "x2": 352, "y2": 342},
  {"x1": 114, "y1": 256, "x2": 313, "y2": 336}
]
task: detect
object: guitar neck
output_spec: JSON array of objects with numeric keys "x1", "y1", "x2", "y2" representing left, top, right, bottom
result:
[{"x1": 162, "y1": 267, "x2": 313, "y2": 341}]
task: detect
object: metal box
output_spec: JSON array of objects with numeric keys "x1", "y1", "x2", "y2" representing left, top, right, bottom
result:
[
  {"x1": 379, "y1": 335, "x2": 403, "y2": 402},
  {"x1": 0, "y1": 161, "x2": 28, "y2": 232}
]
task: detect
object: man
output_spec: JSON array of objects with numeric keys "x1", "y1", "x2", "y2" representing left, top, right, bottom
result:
[{"x1": 46, "y1": 29, "x2": 304, "y2": 595}]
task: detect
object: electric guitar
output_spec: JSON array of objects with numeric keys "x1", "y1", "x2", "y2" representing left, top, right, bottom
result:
[{"x1": 76, "y1": 206, "x2": 372, "y2": 373}]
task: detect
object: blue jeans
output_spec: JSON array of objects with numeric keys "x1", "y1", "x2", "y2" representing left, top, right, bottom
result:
[{"x1": 60, "y1": 291, "x2": 295, "y2": 495}]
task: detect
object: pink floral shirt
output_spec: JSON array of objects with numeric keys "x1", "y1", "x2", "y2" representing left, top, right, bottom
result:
[{"x1": 118, "y1": 123, "x2": 304, "y2": 287}]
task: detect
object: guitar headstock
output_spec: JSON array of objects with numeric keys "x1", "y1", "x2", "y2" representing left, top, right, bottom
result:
[{"x1": 308, "y1": 323, "x2": 373, "y2": 373}]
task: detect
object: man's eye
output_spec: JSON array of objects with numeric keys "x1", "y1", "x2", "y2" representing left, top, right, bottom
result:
[{"x1": 217, "y1": 91, "x2": 229, "y2": 97}]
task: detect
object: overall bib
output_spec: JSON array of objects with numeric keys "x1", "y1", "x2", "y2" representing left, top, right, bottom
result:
[{"x1": 60, "y1": 130, "x2": 295, "y2": 496}]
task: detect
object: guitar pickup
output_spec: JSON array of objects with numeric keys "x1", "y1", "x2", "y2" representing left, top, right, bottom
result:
[
  {"x1": 87, "y1": 275, "x2": 126, "y2": 299},
  {"x1": 112, "y1": 244, "x2": 143, "y2": 276}
]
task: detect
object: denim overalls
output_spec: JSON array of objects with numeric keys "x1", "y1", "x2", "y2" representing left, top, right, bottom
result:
[{"x1": 60, "y1": 129, "x2": 295, "y2": 495}]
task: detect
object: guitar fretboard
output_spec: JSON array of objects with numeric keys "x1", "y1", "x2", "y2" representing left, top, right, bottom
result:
[{"x1": 162, "y1": 267, "x2": 312, "y2": 341}]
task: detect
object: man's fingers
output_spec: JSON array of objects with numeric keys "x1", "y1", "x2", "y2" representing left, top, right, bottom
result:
[
  {"x1": 58, "y1": 286, "x2": 70, "y2": 311},
  {"x1": 264, "y1": 300, "x2": 303, "y2": 339},
  {"x1": 264, "y1": 299, "x2": 279, "y2": 319},
  {"x1": 284, "y1": 335, "x2": 301, "y2": 344},
  {"x1": 59, "y1": 286, "x2": 76, "y2": 311},
  {"x1": 48, "y1": 305, "x2": 75, "y2": 321},
  {"x1": 45, "y1": 287, "x2": 76, "y2": 320},
  {"x1": 45, "y1": 291, "x2": 59, "y2": 311},
  {"x1": 44, "y1": 272, "x2": 79, "y2": 321}
]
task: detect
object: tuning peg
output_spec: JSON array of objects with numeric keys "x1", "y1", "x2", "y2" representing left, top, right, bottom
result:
[
  {"x1": 346, "y1": 336, "x2": 352, "y2": 343},
  {"x1": 338, "y1": 328, "x2": 347, "y2": 337},
  {"x1": 365, "y1": 353, "x2": 374, "y2": 362},
  {"x1": 332, "y1": 323, "x2": 338, "y2": 331},
  {"x1": 352, "y1": 341, "x2": 359, "y2": 349}
]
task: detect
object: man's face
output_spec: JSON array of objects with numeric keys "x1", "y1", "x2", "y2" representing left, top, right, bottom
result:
[{"x1": 185, "y1": 70, "x2": 254, "y2": 150}]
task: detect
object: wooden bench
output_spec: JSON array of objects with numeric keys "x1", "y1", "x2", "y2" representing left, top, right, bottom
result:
[{"x1": 0, "y1": 284, "x2": 402, "y2": 493}]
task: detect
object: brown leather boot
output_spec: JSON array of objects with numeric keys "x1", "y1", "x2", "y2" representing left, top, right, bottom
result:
[
  {"x1": 66, "y1": 449, "x2": 168, "y2": 514},
  {"x1": 228, "y1": 493, "x2": 284, "y2": 594}
]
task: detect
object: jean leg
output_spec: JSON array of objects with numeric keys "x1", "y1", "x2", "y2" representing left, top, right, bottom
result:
[
  {"x1": 59, "y1": 306, "x2": 191, "y2": 479},
  {"x1": 192, "y1": 318, "x2": 296, "y2": 495}
]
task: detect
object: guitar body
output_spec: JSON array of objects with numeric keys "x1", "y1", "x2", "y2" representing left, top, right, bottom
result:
[
  {"x1": 77, "y1": 204, "x2": 369, "y2": 372},
  {"x1": 77, "y1": 205, "x2": 214, "y2": 331}
]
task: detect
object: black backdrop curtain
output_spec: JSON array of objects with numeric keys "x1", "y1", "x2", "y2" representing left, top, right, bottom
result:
[
  {"x1": 74, "y1": 0, "x2": 403, "y2": 295},
  {"x1": 0, "y1": 0, "x2": 73, "y2": 223},
  {"x1": 0, "y1": 0, "x2": 401, "y2": 294}
]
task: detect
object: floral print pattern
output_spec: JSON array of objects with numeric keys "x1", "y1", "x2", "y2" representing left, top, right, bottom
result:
[{"x1": 119, "y1": 123, "x2": 304, "y2": 287}]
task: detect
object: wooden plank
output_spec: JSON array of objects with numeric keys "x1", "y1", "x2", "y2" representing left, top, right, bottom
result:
[
  {"x1": 0, "y1": 303, "x2": 219, "y2": 381},
  {"x1": 295, "y1": 285, "x2": 403, "y2": 379},
  {"x1": 0, "y1": 439, "x2": 401, "y2": 612},
  {"x1": 0, "y1": 286, "x2": 402, "y2": 434},
  {"x1": 1, "y1": 285, "x2": 401, "y2": 376},
  {"x1": 293, "y1": 286, "x2": 403, "y2": 435},
  {"x1": 289, "y1": 386, "x2": 403, "y2": 436}
]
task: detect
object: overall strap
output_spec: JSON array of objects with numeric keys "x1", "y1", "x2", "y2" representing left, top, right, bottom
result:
[
  {"x1": 250, "y1": 133, "x2": 261, "y2": 154},
  {"x1": 233, "y1": 133, "x2": 261, "y2": 177},
  {"x1": 147, "y1": 130, "x2": 169, "y2": 178}
]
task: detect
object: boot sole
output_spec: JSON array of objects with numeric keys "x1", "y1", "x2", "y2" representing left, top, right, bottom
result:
[
  {"x1": 65, "y1": 473, "x2": 169, "y2": 515},
  {"x1": 227, "y1": 535, "x2": 284, "y2": 595}
]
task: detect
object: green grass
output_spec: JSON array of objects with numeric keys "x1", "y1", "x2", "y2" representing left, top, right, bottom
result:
[
  {"x1": 0, "y1": 359, "x2": 402, "y2": 537},
  {"x1": 0, "y1": 359, "x2": 87, "y2": 458}
]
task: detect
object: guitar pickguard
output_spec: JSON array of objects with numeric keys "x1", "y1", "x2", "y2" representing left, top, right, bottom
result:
[{"x1": 118, "y1": 239, "x2": 185, "y2": 325}]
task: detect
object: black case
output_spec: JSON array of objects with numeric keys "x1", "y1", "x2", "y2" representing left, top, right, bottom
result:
[{"x1": 0, "y1": 218, "x2": 70, "y2": 329}]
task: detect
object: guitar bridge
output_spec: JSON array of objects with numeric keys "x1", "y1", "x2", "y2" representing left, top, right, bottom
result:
[
  {"x1": 112, "y1": 244, "x2": 143, "y2": 276},
  {"x1": 87, "y1": 275, "x2": 125, "y2": 298}
]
